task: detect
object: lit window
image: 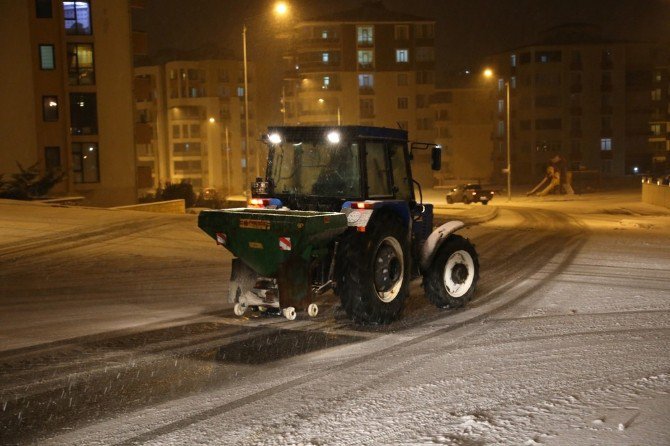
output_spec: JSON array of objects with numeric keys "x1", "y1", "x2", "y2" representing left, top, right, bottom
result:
[
  {"x1": 497, "y1": 99, "x2": 504, "y2": 114},
  {"x1": 42, "y1": 96, "x2": 59, "y2": 121},
  {"x1": 322, "y1": 76, "x2": 330, "y2": 89},
  {"x1": 237, "y1": 86, "x2": 244, "y2": 97},
  {"x1": 652, "y1": 88, "x2": 661, "y2": 101},
  {"x1": 396, "y1": 49, "x2": 408, "y2": 63},
  {"x1": 358, "y1": 74, "x2": 373, "y2": 89},
  {"x1": 72, "y1": 142, "x2": 99, "y2": 183},
  {"x1": 511, "y1": 76, "x2": 517, "y2": 88},
  {"x1": 63, "y1": 0, "x2": 92, "y2": 35},
  {"x1": 498, "y1": 120, "x2": 505, "y2": 136},
  {"x1": 358, "y1": 50, "x2": 373, "y2": 67},
  {"x1": 39, "y1": 45, "x2": 55, "y2": 70},
  {"x1": 510, "y1": 54, "x2": 517, "y2": 67},
  {"x1": 321, "y1": 30, "x2": 328, "y2": 39},
  {"x1": 600, "y1": 138, "x2": 612, "y2": 151},
  {"x1": 651, "y1": 124, "x2": 662, "y2": 136},
  {"x1": 322, "y1": 52, "x2": 329, "y2": 63},
  {"x1": 497, "y1": 78, "x2": 504, "y2": 92},
  {"x1": 67, "y1": 43, "x2": 94, "y2": 85},
  {"x1": 357, "y1": 26, "x2": 373, "y2": 45}
]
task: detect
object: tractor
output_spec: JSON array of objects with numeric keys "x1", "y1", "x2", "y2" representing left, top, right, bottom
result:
[{"x1": 198, "y1": 126, "x2": 479, "y2": 324}]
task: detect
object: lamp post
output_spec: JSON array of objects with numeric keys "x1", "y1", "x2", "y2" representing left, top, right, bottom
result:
[
  {"x1": 484, "y1": 68, "x2": 512, "y2": 201},
  {"x1": 242, "y1": 2, "x2": 289, "y2": 195}
]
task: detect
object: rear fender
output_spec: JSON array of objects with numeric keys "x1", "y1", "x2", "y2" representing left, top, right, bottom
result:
[
  {"x1": 342, "y1": 200, "x2": 410, "y2": 230},
  {"x1": 419, "y1": 220, "x2": 465, "y2": 271}
]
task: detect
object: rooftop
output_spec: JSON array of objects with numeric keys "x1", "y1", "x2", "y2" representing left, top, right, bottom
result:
[{"x1": 304, "y1": 1, "x2": 432, "y2": 24}]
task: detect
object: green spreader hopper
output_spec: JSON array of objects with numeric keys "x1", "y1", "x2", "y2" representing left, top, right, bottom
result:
[{"x1": 198, "y1": 208, "x2": 348, "y2": 318}]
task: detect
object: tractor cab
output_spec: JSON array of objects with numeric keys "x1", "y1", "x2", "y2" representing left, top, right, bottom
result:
[{"x1": 253, "y1": 126, "x2": 440, "y2": 212}]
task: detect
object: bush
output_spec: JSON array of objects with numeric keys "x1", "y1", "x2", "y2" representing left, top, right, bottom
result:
[
  {"x1": 0, "y1": 163, "x2": 65, "y2": 200},
  {"x1": 157, "y1": 181, "x2": 197, "y2": 208}
]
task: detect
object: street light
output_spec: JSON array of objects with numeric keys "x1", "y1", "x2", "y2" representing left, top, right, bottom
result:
[
  {"x1": 317, "y1": 98, "x2": 341, "y2": 125},
  {"x1": 484, "y1": 68, "x2": 512, "y2": 201},
  {"x1": 242, "y1": 2, "x2": 290, "y2": 195}
]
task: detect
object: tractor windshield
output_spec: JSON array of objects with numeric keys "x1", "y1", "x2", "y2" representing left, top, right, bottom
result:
[{"x1": 269, "y1": 139, "x2": 361, "y2": 197}]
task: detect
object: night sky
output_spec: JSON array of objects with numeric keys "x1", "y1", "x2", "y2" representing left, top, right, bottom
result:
[{"x1": 138, "y1": 0, "x2": 670, "y2": 123}]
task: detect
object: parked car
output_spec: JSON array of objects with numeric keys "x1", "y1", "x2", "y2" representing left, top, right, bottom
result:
[{"x1": 446, "y1": 183, "x2": 494, "y2": 205}]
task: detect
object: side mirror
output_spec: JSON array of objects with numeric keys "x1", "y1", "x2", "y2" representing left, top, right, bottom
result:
[{"x1": 431, "y1": 146, "x2": 442, "y2": 171}]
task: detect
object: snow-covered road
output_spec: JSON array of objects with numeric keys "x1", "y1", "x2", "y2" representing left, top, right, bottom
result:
[{"x1": 0, "y1": 192, "x2": 668, "y2": 445}]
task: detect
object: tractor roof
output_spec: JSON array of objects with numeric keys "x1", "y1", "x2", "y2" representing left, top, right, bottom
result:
[{"x1": 266, "y1": 125, "x2": 408, "y2": 142}]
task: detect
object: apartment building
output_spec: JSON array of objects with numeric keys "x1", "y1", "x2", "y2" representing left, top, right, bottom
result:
[
  {"x1": 487, "y1": 24, "x2": 661, "y2": 183},
  {"x1": 430, "y1": 78, "x2": 496, "y2": 184},
  {"x1": 0, "y1": 0, "x2": 138, "y2": 206},
  {"x1": 649, "y1": 64, "x2": 670, "y2": 175},
  {"x1": 282, "y1": 1, "x2": 438, "y2": 184},
  {"x1": 133, "y1": 58, "x2": 257, "y2": 196}
]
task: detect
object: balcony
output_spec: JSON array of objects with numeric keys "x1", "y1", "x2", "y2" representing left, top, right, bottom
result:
[
  {"x1": 358, "y1": 62, "x2": 374, "y2": 70},
  {"x1": 360, "y1": 111, "x2": 375, "y2": 119},
  {"x1": 358, "y1": 86, "x2": 374, "y2": 95},
  {"x1": 298, "y1": 37, "x2": 341, "y2": 48}
]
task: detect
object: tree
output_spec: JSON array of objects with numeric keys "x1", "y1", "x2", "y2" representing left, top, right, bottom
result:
[{"x1": 0, "y1": 163, "x2": 65, "y2": 200}]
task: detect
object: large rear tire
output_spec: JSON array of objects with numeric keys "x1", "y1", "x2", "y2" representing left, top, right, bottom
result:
[
  {"x1": 423, "y1": 234, "x2": 479, "y2": 309},
  {"x1": 446, "y1": 196, "x2": 454, "y2": 204},
  {"x1": 337, "y1": 213, "x2": 409, "y2": 324}
]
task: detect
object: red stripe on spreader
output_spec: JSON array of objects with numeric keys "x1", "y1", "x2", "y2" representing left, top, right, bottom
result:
[{"x1": 279, "y1": 237, "x2": 291, "y2": 251}]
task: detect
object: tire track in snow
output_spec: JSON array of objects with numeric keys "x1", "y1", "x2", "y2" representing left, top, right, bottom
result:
[{"x1": 112, "y1": 209, "x2": 588, "y2": 446}]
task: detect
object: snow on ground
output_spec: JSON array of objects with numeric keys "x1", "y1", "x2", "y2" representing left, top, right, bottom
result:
[{"x1": 2, "y1": 190, "x2": 669, "y2": 445}]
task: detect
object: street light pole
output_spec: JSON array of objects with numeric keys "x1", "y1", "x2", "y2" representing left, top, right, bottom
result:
[
  {"x1": 505, "y1": 80, "x2": 511, "y2": 201},
  {"x1": 242, "y1": 25, "x2": 250, "y2": 195}
]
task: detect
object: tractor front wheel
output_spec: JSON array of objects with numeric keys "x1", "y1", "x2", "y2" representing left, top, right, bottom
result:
[
  {"x1": 337, "y1": 213, "x2": 409, "y2": 324},
  {"x1": 424, "y1": 235, "x2": 479, "y2": 309}
]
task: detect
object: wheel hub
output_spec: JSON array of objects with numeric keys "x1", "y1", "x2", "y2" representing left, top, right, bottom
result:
[{"x1": 373, "y1": 237, "x2": 404, "y2": 303}]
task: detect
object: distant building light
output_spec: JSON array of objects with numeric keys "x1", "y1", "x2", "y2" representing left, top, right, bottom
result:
[
  {"x1": 209, "y1": 117, "x2": 215, "y2": 123},
  {"x1": 633, "y1": 166, "x2": 639, "y2": 173},
  {"x1": 268, "y1": 133, "x2": 282, "y2": 144}
]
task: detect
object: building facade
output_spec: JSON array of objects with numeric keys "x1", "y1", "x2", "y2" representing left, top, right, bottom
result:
[
  {"x1": 133, "y1": 59, "x2": 258, "y2": 197},
  {"x1": 487, "y1": 24, "x2": 662, "y2": 183},
  {"x1": 282, "y1": 2, "x2": 438, "y2": 184},
  {"x1": 430, "y1": 80, "x2": 496, "y2": 184},
  {"x1": 649, "y1": 64, "x2": 670, "y2": 175},
  {"x1": 0, "y1": 0, "x2": 139, "y2": 206}
]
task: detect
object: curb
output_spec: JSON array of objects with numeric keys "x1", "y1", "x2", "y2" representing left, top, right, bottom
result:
[{"x1": 433, "y1": 205, "x2": 499, "y2": 226}]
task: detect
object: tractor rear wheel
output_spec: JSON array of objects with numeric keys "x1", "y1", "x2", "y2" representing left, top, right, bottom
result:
[
  {"x1": 423, "y1": 235, "x2": 479, "y2": 309},
  {"x1": 337, "y1": 213, "x2": 409, "y2": 324}
]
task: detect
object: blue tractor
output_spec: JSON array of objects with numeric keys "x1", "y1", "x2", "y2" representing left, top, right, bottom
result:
[{"x1": 199, "y1": 126, "x2": 479, "y2": 324}]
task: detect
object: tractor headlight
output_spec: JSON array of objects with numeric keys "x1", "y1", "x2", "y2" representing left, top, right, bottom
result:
[
  {"x1": 268, "y1": 133, "x2": 282, "y2": 144},
  {"x1": 326, "y1": 131, "x2": 341, "y2": 144}
]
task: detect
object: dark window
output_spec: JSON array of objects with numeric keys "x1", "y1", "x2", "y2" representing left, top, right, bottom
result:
[
  {"x1": 42, "y1": 96, "x2": 59, "y2": 121},
  {"x1": 39, "y1": 45, "x2": 55, "y2": 70},
  {"x1": 44, "y1": 146, "x2": 61, "y2": 170},
  {"x1": 63, "y1": 0, "x2": 92, "y2": 35},
  {"x1": 535, "y1": 118, "x2": 562, "y2": 130},
  {"x1": 519, "y1": 52, "x2": 531, "y2": 64},
  {"x1": 67, "y1": 43, "x2": 94, "y2": 85},
  {"x1": 535, "y1": 51, "x2": 562, "y2": 63},
  {"x1": 36, "y1": 0, "x2": 53, "y2": 18},
  {"x1": 389, "y1": 143, "x2": 411, "y2": 200},
  {"x1": 72, "y1": 142, "x2": 99, "y2": 183},
  {"x1": 69, "y1": 93, "x2": 97, "y2": 135}
]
